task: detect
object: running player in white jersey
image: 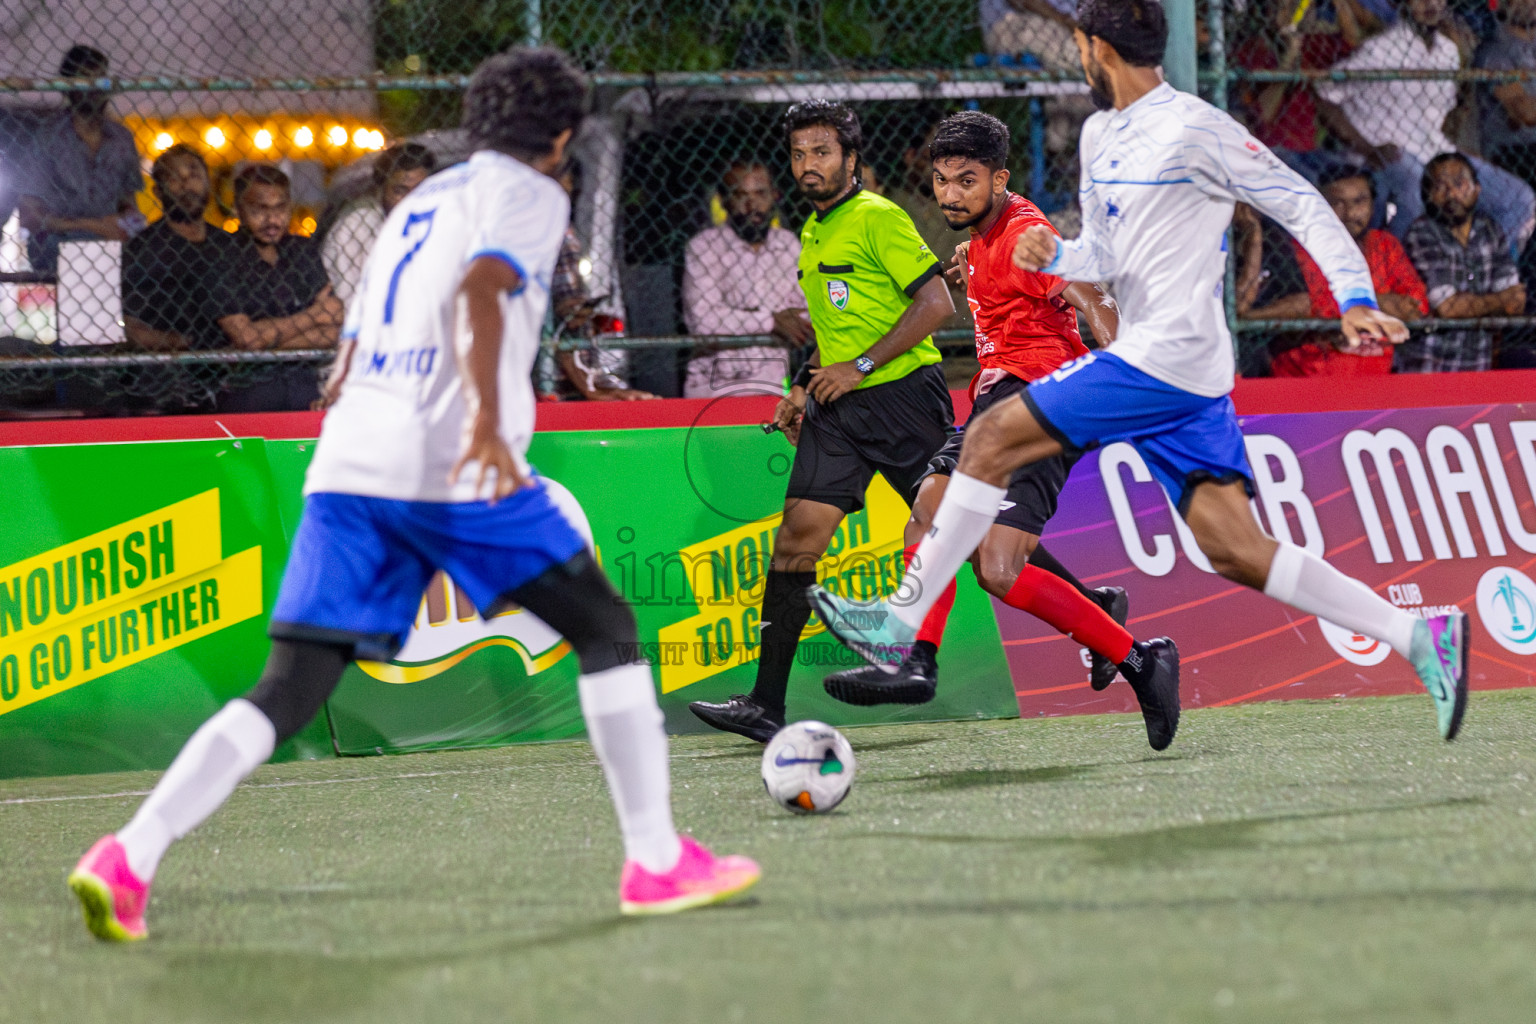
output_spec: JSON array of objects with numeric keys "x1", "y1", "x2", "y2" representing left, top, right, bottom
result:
[
  {"x1": 66, "y1": 48, "x2": 759, "y2": 943},
  {"x1": 810, "y1": 0, "x2": 1469, "y2": 742}
]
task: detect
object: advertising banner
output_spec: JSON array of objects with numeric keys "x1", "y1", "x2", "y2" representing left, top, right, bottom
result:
[
  {"x1": 996, "y1": 403, "x2": 1536, "y2": 721},
  {"x1": 10, "y1": 398, "x2": 1532, "y2": 779},
  {"x1": 0, "y1": 438, "x2": 325, "y2": 777},
  {"x1": 322, "y1": 425, "x2": 1019, "y2": 754}
]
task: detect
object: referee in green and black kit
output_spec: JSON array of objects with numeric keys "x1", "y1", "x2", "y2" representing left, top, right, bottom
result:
[{"x1": 690, "y1": 100, "x2": 957, "y2": 741}]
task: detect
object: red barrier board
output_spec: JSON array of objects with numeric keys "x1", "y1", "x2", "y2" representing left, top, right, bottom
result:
[
  {"x1": 1000, "y1": 401, "x2": 1536, "y2": 719},
  {"x1": 3, "y1": 369, "x2": 1535, "y2": 447}
]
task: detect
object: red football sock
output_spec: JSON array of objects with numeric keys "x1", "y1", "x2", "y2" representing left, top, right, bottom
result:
[
  {"x1": 904, "y1": 544, "x2": 956, "y2": 649},
  {"x1": 1003, "y1": 565, "x2": 1133, "y2": 663}
]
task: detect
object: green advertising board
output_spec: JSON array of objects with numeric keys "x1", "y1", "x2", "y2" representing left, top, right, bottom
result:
[
  {"x1": 321, "y1": 426, "x2": 1017, "y2": 754},
  {"x1": 0, "y1": 438, "x2": 329, "y2": 777},
  {"x1": 0, "y1": 428, "x2": 1018, "y2": 777}
]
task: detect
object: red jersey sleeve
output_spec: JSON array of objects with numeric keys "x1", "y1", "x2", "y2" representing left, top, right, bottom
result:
[{"x1": 969, "y1": 196, "x2": 1086, "y2": 382}]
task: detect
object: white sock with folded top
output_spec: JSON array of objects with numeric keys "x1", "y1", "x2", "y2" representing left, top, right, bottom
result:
[
  {"x1": 1262, "y1": 542, "x2": 1417, "y2": 658},
  {"x1": 893, "y1": 472, "x2": 1007, "y2": 630},
  {"x1": 116, "y1": 699, "x2": 276, "y2": 881},
  {"x1": 578, "y1": 663, "x2": 683, "y2": 874}
]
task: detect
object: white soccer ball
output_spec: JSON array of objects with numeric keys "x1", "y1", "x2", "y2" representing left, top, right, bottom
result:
[{"x1": 761, "y1": 721, "x2": 856, "y2": 814}]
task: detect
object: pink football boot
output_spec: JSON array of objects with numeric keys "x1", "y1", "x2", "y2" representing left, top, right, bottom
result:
[
  {"x1": 68, "y1": 835, "x2": 150, "y2": 942},
  {"x1": 619, "y1": 836, "x2": 761, "y2": 916}
]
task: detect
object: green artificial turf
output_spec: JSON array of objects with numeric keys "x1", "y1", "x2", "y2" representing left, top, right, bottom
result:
[{"x1": 4, "y1": 690, "x2": 1536, "y2": 1024}]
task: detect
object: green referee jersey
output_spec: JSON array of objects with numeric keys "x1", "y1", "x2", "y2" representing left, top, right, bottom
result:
[{"x1": 797, "y1": 186, "x2": 944, "y2": 390}]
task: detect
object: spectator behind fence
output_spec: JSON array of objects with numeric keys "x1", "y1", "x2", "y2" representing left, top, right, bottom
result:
[
  {"x1": 210, "y1": 164, "x2": 342, "y2": 410},
  {"x1": 1316, "y1": 0, "x2": 1535, "y2": 249},
  {"x1": 980, "y1": 0, "x2": 1078, "y2": 69},
  {"x1": 121, "y1": 145, "x2": 238, "y2": 352},
  {"x1": 321, "y1": 142, "x2": 437, "y2": 305},
  {"x1": 681, "y1": 160, "x2": 809, "y2": 398},
  {"x1": 17, "y1": 45, "x2": 146, "y2": 273},
  {"x1": 1230, "y1": 0, "x2": 1360, "y2": 183},
  {"x1": 1476, "y1": 0, "x2": 1536, "y2": 194},
  {"x1": 1402, "y1": 152, "x2": 1526, "y2": 371},
  {"x1": 1249, "y1": 168, "x2": 1429, "y2": 375},
  {"x1": 1233, "y1": 203, "x2": 1308, "y2": 318},
  {"x1": 550, "y1": 223, "x2": 656, "y2": 400}
]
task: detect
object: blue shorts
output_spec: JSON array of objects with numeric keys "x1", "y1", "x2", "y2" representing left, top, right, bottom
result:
[
  {"x1": 1022, "y1": 351, "x2": 1254, "y2": 514},
  {"x1": 270, "y1": 482, "x2": 586, "y2": 661}
]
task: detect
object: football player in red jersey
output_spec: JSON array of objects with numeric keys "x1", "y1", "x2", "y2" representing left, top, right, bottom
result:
[{"x1": 823, "y1": 110, "x2": 1180, "y2": 751}]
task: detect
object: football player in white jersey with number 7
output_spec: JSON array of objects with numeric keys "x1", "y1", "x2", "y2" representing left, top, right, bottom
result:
[
  {"x1": 811, "y1": 0, "x2": 1470, "y2": 742},
  {"x1": 67, "y1": 48, "x2": 759, "y2": 943}
]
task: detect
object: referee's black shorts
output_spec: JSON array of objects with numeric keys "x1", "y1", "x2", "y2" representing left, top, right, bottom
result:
[
  {"x1": 920, "y1": 373, "x2": 1079, "y2": 536},
  {"x1": 786, "y1": 363, "x2": 954, "y2": 513}
]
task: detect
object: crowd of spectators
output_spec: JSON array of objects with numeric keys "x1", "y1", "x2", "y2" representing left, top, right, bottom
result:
[
  {"x1": 1218, "y1": 0, "x2": 1536, "y2": 374},
  {"x1": 14, "y1": 6, "x2": 1536, "y2": 420}
]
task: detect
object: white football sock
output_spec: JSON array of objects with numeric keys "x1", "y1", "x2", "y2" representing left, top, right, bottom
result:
[
  {"x1": 1263, "y1": 543, "x2": 1418, "y2": 658},
  {"x1": 578, "y1": 664, "x2": 683, "y2": 874},
  {"x1": 116, "y1": 699, "x2": 276, "y2": 881},
  {"x1": 892, "y1": 472, "x2": 1007, "y2": 630}
]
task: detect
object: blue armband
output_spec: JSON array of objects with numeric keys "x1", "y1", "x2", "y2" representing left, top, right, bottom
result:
[{"x1": 1339, "y1": 293, "x2": 1378, "y2": 313}]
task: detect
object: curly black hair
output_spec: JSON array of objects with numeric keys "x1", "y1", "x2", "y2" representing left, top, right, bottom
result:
[
  {"x1": 782, "y1": 100, "x2": 863, "y2": 160},
  {"x1": 1077, "y1": 0, "x2": 1168, "y2": 68},
  {"x1": 930, "y1": 111, "x2": 1010, "y2": 172},
  {"x1": 461, "y1": 47, "x2": 591, "y2": 159}
]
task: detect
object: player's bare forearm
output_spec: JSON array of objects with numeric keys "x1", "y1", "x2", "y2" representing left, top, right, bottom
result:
[
  {"x1": 862, "y1": 275, "x2": 954, "y2": 367},
  {"x1": 1061, "y1": 282, "x2": 1119, "y2": 347}
]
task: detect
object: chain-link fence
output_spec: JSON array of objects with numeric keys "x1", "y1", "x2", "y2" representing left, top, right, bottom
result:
[
  {"x1": 1221, "y1": 0, "x2": 1536, "y2": 375},
  {"x1": 4, "y1": 0, "x2": 1536, "y2": 416}
]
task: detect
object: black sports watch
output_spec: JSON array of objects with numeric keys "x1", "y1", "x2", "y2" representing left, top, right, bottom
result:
[{"x1": 855, "y1": 355, "x2": 875, "y2": 375}]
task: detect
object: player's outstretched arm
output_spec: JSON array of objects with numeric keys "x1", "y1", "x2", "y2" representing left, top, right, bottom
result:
[
  {"x1": 1013, "y1": 223, "x2": 1116, "y2": 283},
  {"x1": 1060, "y1": 282, "x2": 1120, "y2": 348},
  {"x1": 1186, "y1": 113, "x2": 1378, "y2": 318},
  {"x1": 451, "y1": 254, "x2": 531, "y2": 502}
]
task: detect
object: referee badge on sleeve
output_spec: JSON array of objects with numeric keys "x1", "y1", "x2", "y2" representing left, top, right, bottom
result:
[{"x1": 827, "y1": 279, "x2": 850, "y2": 310}]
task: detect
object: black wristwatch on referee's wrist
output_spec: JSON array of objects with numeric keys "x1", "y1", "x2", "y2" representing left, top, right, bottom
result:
[{"x1": 854, "y1": 355, "x2": 875, "y2": 376}]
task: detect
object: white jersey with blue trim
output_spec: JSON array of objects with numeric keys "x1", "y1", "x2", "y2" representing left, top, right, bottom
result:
[
  {"x1": 305, "y1": 150, "x2": 568, "y2": 501},
  {"x1": 1046, "y1": 83, "x2": 1376, "y2": 397}
]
